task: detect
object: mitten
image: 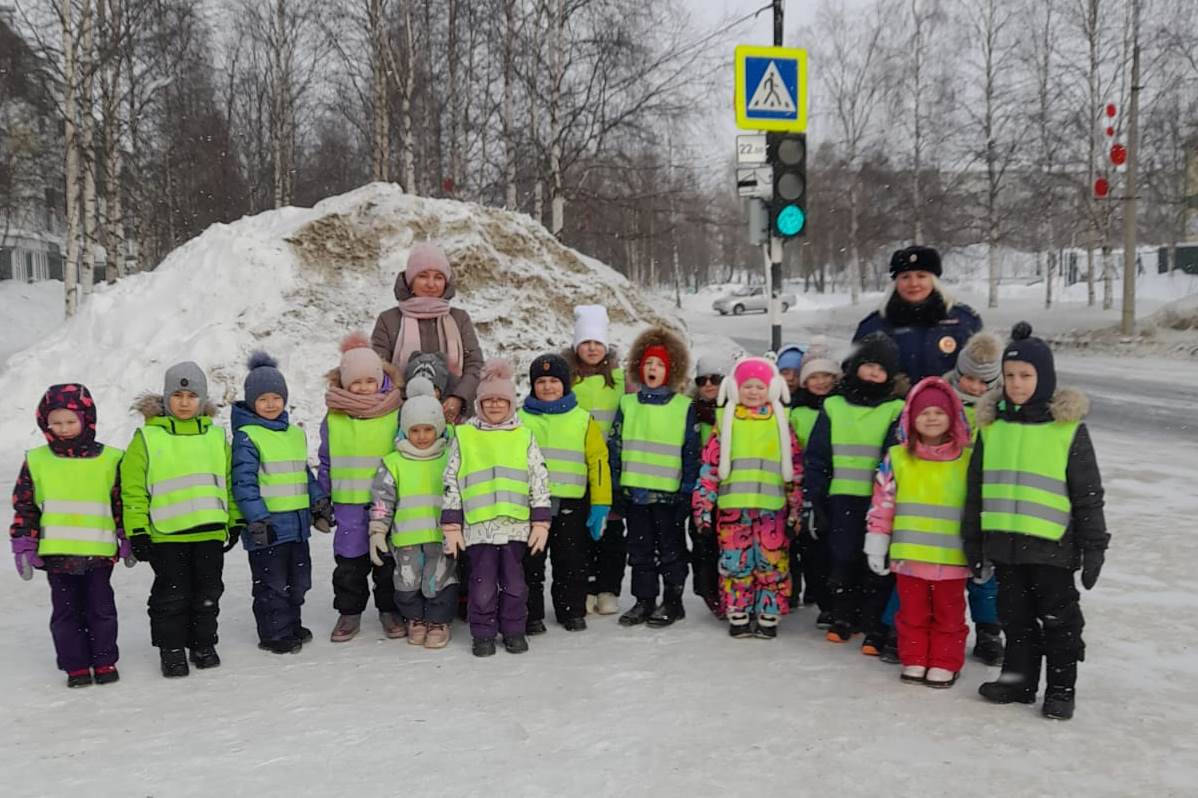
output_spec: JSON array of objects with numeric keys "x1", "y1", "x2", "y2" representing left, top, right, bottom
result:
[
  {"x1": 864, "y1": 533, "x2": 890, "y2": 576},
  {"x1": 223, "y1": 526, "x2": 244, "y2": 553},
  {"x1": 368, "y1": 531, "x2": 389, "y2": 567},
  {"x1": 313, "y1": 517, "x2": 331, "y2": 534},
  {"x1": 130, "y1": 534, "x2": 153, "y2": 563},
  {"x1": 118, "y1": 537, "x2": 136, "y2": 568},
  {"x1": 248, "y1": 520, "x2": 274, "y2": 548},
  {"x1": 1081, "y1": 549, "x2": 1104, "y2": 590},
  {"x1": 442, "y1": 524, "x2": 465, "y2": 556},
  {"x1": 312, "y1": 498, "x2": 334, "y2": 532},
  {"x1": 528, "y1": 521, "x2": 551, "y2": 555},
  {"x1": 586, "y1": 505, "x2": 610, "y2": 542},
  {"x1": 13, "y1": 551, "x2": 39, "y2": 581}
]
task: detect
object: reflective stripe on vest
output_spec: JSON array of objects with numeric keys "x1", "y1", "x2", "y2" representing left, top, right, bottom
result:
[
  {"x1": 573, "y1": 368, "x2": 624, "y2": 437},
  {"x1": 618, "y1": 393, "x2": 690, "y2": 492},
  {"x1": 242, "y1": 425, "x2": 310, "y2": 512},
  {"x1": 715, "y1": 408, "x2": 786, "y2": 511},
  {"x1": 980, "y1": 419, "x2": 1077, "y2": 541},
  {"x1": 887, "y1": 444, "x2": 969, "y2": 566},
  {"x1": 456, "y1": 425, "x2": 533, "y2": 524},
  {"x1": 328, "y1": 412, "x2": 398, "y2": 504},
  {"x1": 382, "y1": 450, "x2": 446, "y2": 547},
  {"x1": 789, "y1": 406, "x2": 819, "y2": 449},
  {"x1": 518, "y1": 406, "x2": 590, "y2": 499},
  {"x1": 825, "y1": 395, "x2": 902, "y2": 497},
  {"x1": 27, "y1": 445, "x2": 123, "y2": 557},
  {"x1": 142, "y1": 424, "x2": 229, "y2": 533}
]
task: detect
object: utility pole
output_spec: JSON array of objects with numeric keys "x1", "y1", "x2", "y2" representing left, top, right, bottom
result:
[
  {"x1": 1120, "y1": 0, "x2": 1140, "y2": 336},
  {"x1": 768, "y1": 0, "x2": 785, "y2": 352}
]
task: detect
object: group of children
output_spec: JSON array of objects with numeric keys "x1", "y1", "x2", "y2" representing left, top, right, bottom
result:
[{"x1": 9, "y1": 299, "x2": 1108, "y2": 720}]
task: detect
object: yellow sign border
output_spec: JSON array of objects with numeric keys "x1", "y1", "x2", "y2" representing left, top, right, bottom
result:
[{"x1": 734, "y1": 45, "x2": 808, "y2": 132}]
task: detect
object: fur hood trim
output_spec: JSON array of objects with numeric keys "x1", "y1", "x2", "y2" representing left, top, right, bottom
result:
[
  {"x1": 625, "y1": 326, "x2": 690, "y2": 393},
  {"x1": 132, "y1": 391, "x2": 219, "y2": 420},
  {"x1": 975, "y1": 386, "x2": 1089, "y2": 427},
  {"x1": 324, "y1": 360, "x2": 401, "y2": 389},
  {"x1": 877, "y1": 276, "x2": 957, "y2": 314}
]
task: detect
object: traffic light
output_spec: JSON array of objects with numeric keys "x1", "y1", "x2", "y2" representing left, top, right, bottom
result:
[{"x1": 768, "y1": 132, "x2": 807, "y2": 238}]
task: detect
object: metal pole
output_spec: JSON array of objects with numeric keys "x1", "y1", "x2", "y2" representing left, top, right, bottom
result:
[
  {"x1": 1120, "y1": 0, "x2": 1140, "y2": 335},
  {"x1": 768, "y1": 0, "x2": 784, "y2": 352}
]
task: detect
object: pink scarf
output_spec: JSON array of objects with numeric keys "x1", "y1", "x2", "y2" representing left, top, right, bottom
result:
[
  {"x1": 393, "y1": 297, "x2": 464, "y2": 378},
  {"x1": 324, "y1": 385, "x2": 403, "y2": 419}
]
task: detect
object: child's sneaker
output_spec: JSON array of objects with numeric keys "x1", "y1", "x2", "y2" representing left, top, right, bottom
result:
[
  {"x1": 160, "y1": 648, "x2": 190, "y2": 677},
  {"x1": 379, "y1": 612, "x2": 407, "y2": 639},
  {"x1": 925, "y1": 668, "x2": 959, "y2": 688},
  {"x1": 258, "y1": 638, "x2": 302, "y2": 655},
  {"x1": 825, "y1": 623, "x2": 854, "y2": 644},
  {"x1": 595, "y1": 593, "x2": 620, "y2": 615},
  {"x1": 330, "y1": 614, "x2": 361, "y2": 643},
  {"x1": 618, "y1": 598, "x2": 655, "y2": 626},
  {"x1": 754, "y1": 614, "x2": 779, "y2": 640},
  {"x1": 472, "y1": 638, "x2": 497, "y2": 657},
  {"x1": 189, "y1": 647, "x2": 221, "y2": 669},
  {"x1": 423, "y1": 623, "x2": 451, "y2": 649},
  {"x1": 900, "y1": 665, "x2": 927, "y2": 684},
  {"x1": 66, "y1": 669, "x2": 93, "y2": 688},
  {"x1": 503, "y1": 634, "x2": 529, "y2": 654},
  {"x1": 561, "y1": 618, "x2": 587, "y2": 632},
  {"x1": 1041, "y1": 687, "x2": 1075, "y2": 721},
  {"x1": 407, "y1": 620, "x2": 428, "y2": 646},
  {"x1": 728, "y1": 613, "x2": 753, "y2": 639},
  {"x1": 93, "y1": 665, "x2": 120, "y2": 685},
  {"x1": 526, "y1": 619, "x2": 548, "y2": 635}
]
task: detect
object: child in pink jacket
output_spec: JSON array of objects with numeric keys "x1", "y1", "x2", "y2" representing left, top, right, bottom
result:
[{"x1": 864, "y1": 377, "x2": 972, "y2": 688}]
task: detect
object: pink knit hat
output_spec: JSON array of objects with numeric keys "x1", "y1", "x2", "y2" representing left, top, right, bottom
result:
[
  {"x1": 405, "y1": 243, "x2": 452, "y2": 287},
  {"x1": 338, "y1": 331, "x2": 384, "y2": 388},
  {"x1": 734, "y1": 358, "x2": 775, "y2": 387},
  {"x1": 475, "y1": 359, "x2": 518, "y2": 420}
]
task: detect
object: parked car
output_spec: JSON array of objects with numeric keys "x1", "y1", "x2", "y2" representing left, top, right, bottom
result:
[{"x1": 711, "y1": 285, "x2": 797, "y2": 315}]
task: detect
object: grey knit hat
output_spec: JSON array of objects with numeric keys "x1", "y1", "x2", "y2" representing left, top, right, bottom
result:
[
  {"x1": 400, "y1": 377, "x2": 446, "y2": 437},
  {"x1": 163, "y1": 361, "x2": 208, "y2": 411},
  {"x1": 954, "y1": 331, "x2": 1003, "y2": 388},
  {"x1": 244, "y1": 351, "x2": 288, "y2": 407},
  {"x1": 404, "y1": 352, "x2": 450, "y2": 397}
]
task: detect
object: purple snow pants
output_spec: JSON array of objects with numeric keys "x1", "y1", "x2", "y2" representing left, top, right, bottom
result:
[
  {"x1": 466, "y1": 542, "x2": 529, "y2": 641},
  {"x1": 47, "y1": 566, "x2": 118, "y2": 672}
]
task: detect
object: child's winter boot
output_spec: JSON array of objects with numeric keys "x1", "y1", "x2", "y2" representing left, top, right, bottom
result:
[
  {"x1": 728, "y1": 612, "x2": 753, "y2": 638},
  {"x1": 978, "y1": 676, "x2": 1038, "y2": 705},
  {"x1": 585, "y1": 594, "x2": 598, "y2": 615},
  {"x1": 379, "y1": 611, "x2": 406, "y2": 639},
  {"x1": 647, "y1": 586, "x2": 685, "y2": 627},
  {"x1": 294, "y1": 625, "x2": 314, "y2": 645},
  {"x1": 160, "y1": 648, "x2": 190, "y2": 677},
  {"x1": 472, "y1": 638, "x2": 497, "y2": 657},
  {"x1": 900, "y1": 665, "x2": 927, "y2": 684},
  {"x1": 424, "y1": 623, "x2": 451, "y2": 649},
  {"x1": 1041, "y1": 687, "x2": 1075, "y2": 720},
  {"x1": 879, "y1": 630, "x2": 900, "y2": 663},
  {"x1": 66, "y1": 669, "x2": 93, "y2": 688},
  {"x1": 815, "y1": 610, "x2": 834, "y2": 630},
  {"x1": 619, "y1": 598, "x2": 656, "y2": 626},
  {"x1": 972, "y1": 623, "x2": 1004, "y2": 667},
  {"x1": 562, "y1": 617, "x2": 587, "y2": 631},
  {"x1": 595, "y1": 592, "x2": 620, "y2": 615},
  {"x1": 407, "y1": 620, "x2": 428, "y2": 646},
  {"x1": 93, "y1": 665, "x2": 120, "y2": 685},
  {"x1": 189, "y1": 646, "x2": 221, "y2": 669},
  {"x1": 754, "y1": 614, "x2": 779, "y2": 640},
  {"x1": 258, "y1": 637, "x2": 302, "y2": 655},
  {"x1": 503, "y1": 634, "x2": 529, "y2": 654},
  {"x1": 526, "y1": 619, "x2": 548, "y2": 635},
  {"x1": 925, "y1": 668, "x2": 959, "y2": 688},
  {"x1": 330, "y1": 613, "x2": 361, "y2": 643}
]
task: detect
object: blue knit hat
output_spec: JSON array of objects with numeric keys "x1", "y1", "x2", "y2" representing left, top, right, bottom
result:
[
  {"x1": 244, "y1": 351, "x2": 288, "y2": 407},
  {"x1": 776, "y1": 345, "x2": 804, "y2": 373}
]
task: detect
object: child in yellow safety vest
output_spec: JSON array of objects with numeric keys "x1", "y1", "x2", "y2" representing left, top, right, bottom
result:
[
  {"x1": 318, "y1": 333, "x2": 404, "y2": 643},
  {"x1": 121, "y1": 362, "x2": 238, "y2": 678},
  {"x1": 688, "y1": 353, "x2": 728, "y2": 618},
  {"x1": 518, "y1": 353, "x2": 612, "y2": 634},
  {"x1": 367, "y1": 378, "x2": 457, "y2": 650},
  {"x1": 962, "y1": 323, "x2": 1108, "y2": 721},
  {"x1": 231, "y1": 352, "x2": 332, "y2": 655},
  {"x1": 441, "y1": 359, "x2": 552, "y2": 657},
  {"x1": 10, "y1": 383, "x2": 130, "y2": 688},
  {"x1": 865, "y1": 376, "x2": 973, "y2": 687},
  {"x1": 565, "y1": 304, "x2": 628, "y2": 616},
  {"x1": 693, "y1": 356, "x2": 803, "y2": 639},
  {"x1": 609, "y1": 326, "x2": 700, "y2": 629}
]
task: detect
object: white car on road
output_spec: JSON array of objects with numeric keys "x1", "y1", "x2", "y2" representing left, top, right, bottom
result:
[{"x1": 711, "y1": 285, "x2": 797, "y2": 315}]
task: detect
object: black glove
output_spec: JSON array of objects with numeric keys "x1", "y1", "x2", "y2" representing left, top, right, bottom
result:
[
  {"x1": 1080, "y1": 549, "x2": 1104, "y2": 590},
  {"x1": 130, "y1": 533, "x2": 153, "y2": 563},
  {"x1": 223, "y1": 526, "x2": 244, "y2": 553},
  {"x1": 248, "y1": 520, "x2": 274, "y2": 548}
]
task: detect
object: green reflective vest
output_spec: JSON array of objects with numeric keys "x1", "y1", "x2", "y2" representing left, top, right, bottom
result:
[
  {"x1": 143, "y1": 424, "x2": 229, "y2": 534},
  {"x1": 242, "y1": 425, "x2": 311, "y2": 513},
  {"x1": 456, "y1": 425, "x2": 533, "y2": 524},
  {"x1": 699, "y1": 419, "x2": 715, "y2": 447},
  {"x1": 887, "y1": 444, "x2": 970, "y2": 566},
  {"x1": 789, "y1": 406, "x2": 819, "y2": 449},
  {"x1": 27, "y1": 445, "x2": 123, "y2": 557},
  {"x1": 328, "y1": 412, "x2": 399, "y2": 505},
  {"x1": 825, "y1": 395, "x2": 902, "y2": 497},
  {"x1": 715, "y1": 407, "x2": 786, "y2": 511},
  {"x1": 574, "y1": 368, "x2": 624, "y2": 437},
  {"x1": 382, "y1": 450, "x2": 447, "y2": 547},
  {"x1": 518, "y1": 406, "x2": 590, "y2": 499},
  {"x1": 618, "y1": 393, "x2": 690, "y2": 492},
  {"x1": 980, "y1": 419, "x2": 1077, "y2": 541}
]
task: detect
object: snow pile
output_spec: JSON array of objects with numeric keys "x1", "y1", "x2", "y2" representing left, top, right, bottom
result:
[
  {"x1": 0, "y1": 279, "x2": 64, "y2": 364},
  {"x1": 0, "y1": 183, "x2": 680, "y2": 455}
]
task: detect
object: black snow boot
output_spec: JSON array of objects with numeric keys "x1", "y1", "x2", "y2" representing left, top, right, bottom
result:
[
  {"x1": 258, "y1": 637, "x2": 302, "y2": 655},
  {"x1": 646, "y1": 586, "x2": 685, "y2": 627},
  {"x1": 160, "y1": 648, "x2": 190, "y2": 678},
  {"x1": 972, "y1": 623, "x2": 1004, "y2": 667},
  {"x1": 618, "y1": 598, "x2": 657, "y2": 627},
  {"x1": 1042, "y1": 687, "x2": 1075, "y2": 721},
  {"x1": 472, "y1": 638, "x2": 497, "y2": 657},
  {"x1": 93, "y1": 666, "x2": 120, "y2": 685},
  {"x1": 978, "y1": 677, "x2": 1037, "y2": 705},
  {"x1": 503, "y1": 634, "x2": 529, "y2": 654},
  {"x1": 753, "y1": 615, "x2": 779, "y2": 640},
  {"x1": 294, "y1": 625, "x2": 314, "y2": 645},
  {"x1": 815, "y1": 610, "x2": 835, "y2": 630},
  {"x1": 189, "y1": 646, "x2": 221, "y2": 669},
  {"x1": 561, "y1": 618, "x2": 587, "y2": 632},
  {"x1": 728, "y1": 614, "x2": 754, "y2": 638},
  {"x1": 526, "y1": 619, "x2": 548, "y2": 636},
  {"x1": 879, "y1": 631, "x2": 900, "y2": 664},
  {"x1": 66, "y1": 669, "x2": 93, "y2": 688}
]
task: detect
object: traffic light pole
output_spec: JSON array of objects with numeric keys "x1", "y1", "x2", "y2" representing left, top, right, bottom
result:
[{"x1": 768, "y1": 0, "x2": 785, "y2": 353}]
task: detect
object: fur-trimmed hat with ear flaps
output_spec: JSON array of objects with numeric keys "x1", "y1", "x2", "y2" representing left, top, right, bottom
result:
[
  {"x1": 715, "y1": 354, "x2": 794, "y2": 483},
  {"x1": 626, "y1": 325, "x2": 691, "y2": 393}
]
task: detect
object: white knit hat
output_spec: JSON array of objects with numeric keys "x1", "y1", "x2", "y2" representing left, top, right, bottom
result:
[
  {"x1": 572, "y1": 305, "x2": 611, "y2": 349},
  {"x1": 715, "y1": 355, "x2": 794, "y2": 483},
  {"x1": 694, "y1": 353, "x2": 730, "y2": 378},
  {"x1": 798, "y1": 335, "x2": 840, "y2": 388},
  {"x1": 400, "y1": 378, "x2": 446, "y2": 437}
]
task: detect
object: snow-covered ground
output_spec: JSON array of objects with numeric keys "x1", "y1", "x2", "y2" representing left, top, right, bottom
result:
[
  {"x1": 0, "y1": 279, "x2": 64, "y2": 364},
  {"x1": 2, "y1": 196, "x2": 1197, "y2": 796}
]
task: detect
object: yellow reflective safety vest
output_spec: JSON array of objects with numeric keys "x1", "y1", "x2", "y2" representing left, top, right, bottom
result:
[
  {"x1": 455, "y1": 425, "x2": 533, "y2": 524},
  {"x1": 618, "y1": 393, "x2": 690, "y2": 492},
  {"x1": 27, "y1": 445, "x2": 123, "y2": 557},
  {"x1": 327, "y1": 412, "x2": 398, "y2": 505},
  {"x1": 518, "y1": 406, "x2": 590, "y2": 499},
  {"x1": 789, "y1": 405, "x2": 819, "y2": 449},
  {"x1": 574, "y1": 368, "x2": 624, "y2": 437},
  {"x1": 886, "y1": 444, "x2": 970, "y2": 566},
  {"x1": 715, "y1": 407, "x2": 786, "y2": 511},
  {"x1": 142, "y1": 425, "x2": 229, "y2": 534},
  {"x1": 980, "y1": 419, "x2": 1077, "y2": 541},
  {"x1": 242, "y1": 425, "x2": 310, "y2": 513},
  {"x1": 382, "y1": 450, "x2": 447, "y2": 547},
  {"x1": 825, "y1": 395, "x2": 902, "y2": 497}
]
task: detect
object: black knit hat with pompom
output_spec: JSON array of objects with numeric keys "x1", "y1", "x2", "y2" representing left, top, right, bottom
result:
[{"x1": 1002, "y1": 322, "x2": 1055, "y2": 405}]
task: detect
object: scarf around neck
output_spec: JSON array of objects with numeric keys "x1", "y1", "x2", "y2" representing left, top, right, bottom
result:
[
  {"x1": 394, "y1": 296, "x2": 464, "y2": 379},
  {"x1": 396, "y1": 436, "x2": 447, "y2": 460},
  {"x1": 325, "y1": 385, "x2": 403, "y2": 419},
  {"x1": 523, "y1": 393, "x2": 578, "y2": 415}
]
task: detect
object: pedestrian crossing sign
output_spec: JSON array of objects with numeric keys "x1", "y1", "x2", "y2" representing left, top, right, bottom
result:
[{"x1": 734, "y1": 45, "x2": 808, "y2": 132}]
